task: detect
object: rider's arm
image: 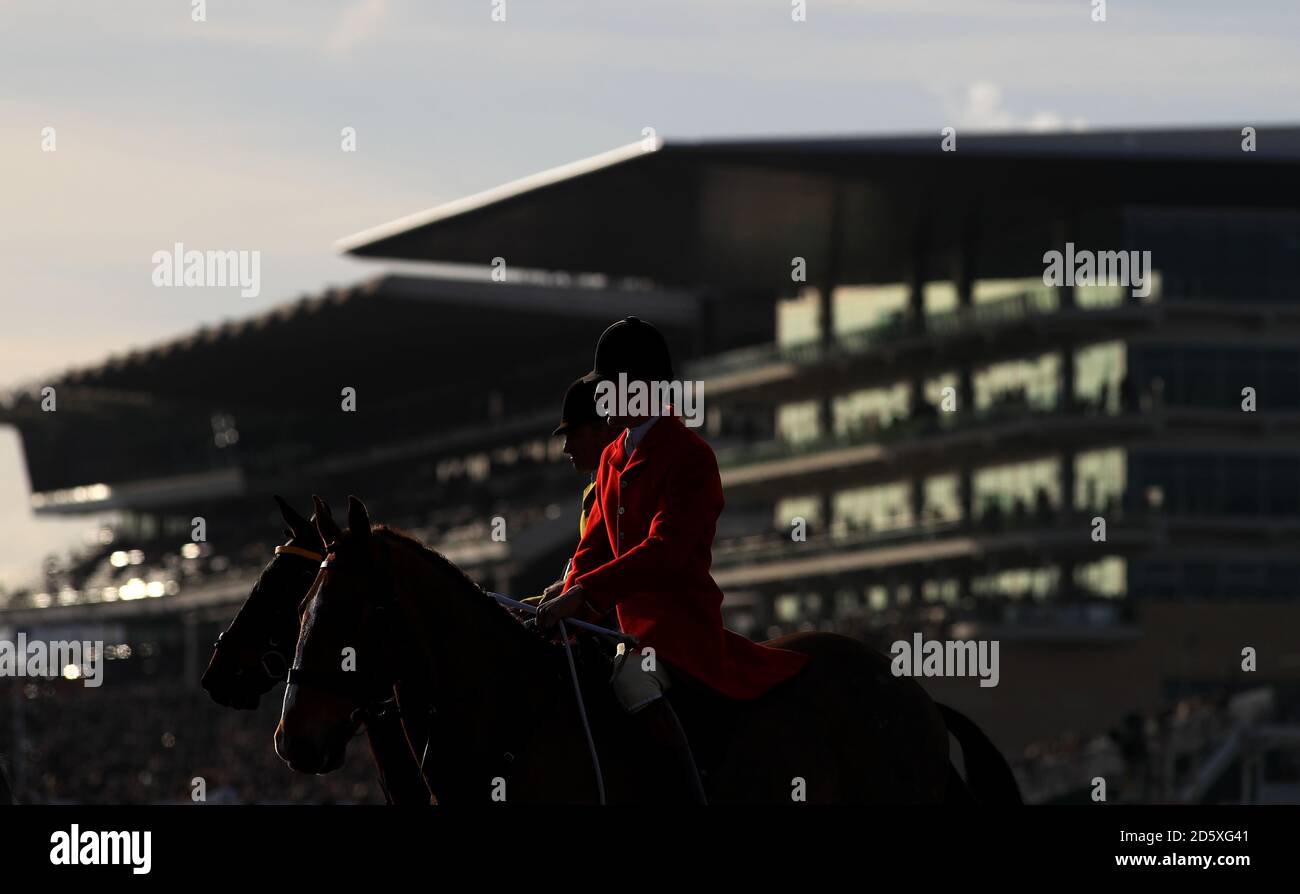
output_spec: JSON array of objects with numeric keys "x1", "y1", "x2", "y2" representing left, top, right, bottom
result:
[{"x1": 562, "y1": 471, "x2": 613, "y2": 597}]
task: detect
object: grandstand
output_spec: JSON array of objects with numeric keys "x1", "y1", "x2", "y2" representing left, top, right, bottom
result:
[
  {"x1": 337, "y1": 126, "x2": 1300, "y2": 756},
  {"x1": 3, "y1": 125, "x2": 1300, "y2": 802}
]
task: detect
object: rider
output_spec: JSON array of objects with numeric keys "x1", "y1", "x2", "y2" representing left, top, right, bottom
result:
[
  {"x1": 521, "y1": 377, "x2": 619, "y2": 612},
  {"x1": 537, "y1": 317, "x2": 811, "y2": 803}
]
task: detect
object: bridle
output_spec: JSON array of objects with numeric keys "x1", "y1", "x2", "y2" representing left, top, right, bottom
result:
[
  {"x1": 285, "y1": 537, "x2": 439, "y2": 803},
  {"x1": 212, "y1": 543, "x2": 323, "y2": 680},
  {"x1": 285, "y1": 540, "x2": 413, "y2": 729},
  {"x1": 283, "y1": 533, "x2": 628, "y2": 804}
]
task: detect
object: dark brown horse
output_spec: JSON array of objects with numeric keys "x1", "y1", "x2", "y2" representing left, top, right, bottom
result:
[
  {"x1": 277, "y1": 496, "x2": 1021, "y2": 804},
  {"x1": 0, "y1": 758, "x2": 13, "y2": 805},
  {"x1": 201, "y1": 496, "x2": 432, "y2": 804}
]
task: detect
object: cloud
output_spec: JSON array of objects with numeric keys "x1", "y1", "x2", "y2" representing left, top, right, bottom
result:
[
  {"x1": 950, "y1": 81, "x2": 1087, "y2": 133},
  {"x1": 325, "y1": 0, "x2": 391, "y2": 55}
]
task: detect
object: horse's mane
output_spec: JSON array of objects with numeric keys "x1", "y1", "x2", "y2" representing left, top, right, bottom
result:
[
  {"x1": 372, "y1": 524, "x2": 486, "y2": 596},
  {"x1": 368, "y1": 524, "x2": 605, "y2": 707},
  {"x1": 369, "y1": 525, "x2": 538, "y2": 642}
]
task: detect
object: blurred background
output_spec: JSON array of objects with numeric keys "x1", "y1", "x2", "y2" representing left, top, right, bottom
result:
[{"x1": 2, "y1": 1, "x2": 1299, "y2": 804}]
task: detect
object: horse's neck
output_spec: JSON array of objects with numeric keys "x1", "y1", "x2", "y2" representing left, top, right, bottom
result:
[{"x1": 390, "y1": 554, "x2": 550, "y2": 736}]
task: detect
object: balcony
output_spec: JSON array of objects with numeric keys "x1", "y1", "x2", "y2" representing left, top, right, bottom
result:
[
  {"x1": 688, "y1": 290, "x2": 1156, "y2": 401},
  {"x1": 718, "y1": 402, "x2": 1139, "y2": 496},
  {"x1": 949, "y1": 597, "x2": 1140, "y2": 643},
  {"x1": 716, "y1": 399, "x2": 1300, "y2": 497},
  {"x1": 711, "y1": 510, "x2": 1163, "y2": 590}
]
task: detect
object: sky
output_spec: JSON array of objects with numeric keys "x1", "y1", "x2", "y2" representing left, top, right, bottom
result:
[{"x1": 0, "y1": 0, "x2": 1297, "y2": 588}]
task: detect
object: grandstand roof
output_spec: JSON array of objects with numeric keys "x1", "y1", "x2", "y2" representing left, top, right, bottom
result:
[
  {"x1": 0, "y1": 275, "x2": 701, "y2": 505},
  {"x1": 337, "y1": 125, "x2": 1300, "y2": 288},
  {"x1": 1, "y1": 274, "x2": 698, "y2": 408}
]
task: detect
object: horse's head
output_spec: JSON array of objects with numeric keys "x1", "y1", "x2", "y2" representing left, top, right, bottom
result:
[
  {"x1": 275, "y1": 495, "x2": 400, "y2": 774},
  {"x1": 201, "y1": 496, "x2": 324, "y2": 709}
]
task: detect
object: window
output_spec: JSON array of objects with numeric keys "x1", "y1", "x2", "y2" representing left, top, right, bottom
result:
[
  {"x1": 833, "y1": 283, "x2": 910, "y2": 335},
  {"x1": 774, "y1": 496, "x2": 821, "y2": 534},
  {"x1": 777, "y1": 288, "x2": 819, "y2": 346},
  {"x1": 973, "y1": 457, "x2": 1061, "y2": 517},
  {"x1": 971, "y1": 566, "x2": 1060, "y2": 601},
  {"x1": 1075, "y1": 449, "x2": 1126, "y2": 513},
  {"x1": 924, "y1": 281, "x2": 959, "y2": 317},
  {"x1": 776, "y1": 400, "x2": 820, "y2": 445},
  {"x1": 923, "y1": 473, "x2": 962, "y2": 523},
  {"x1": 833, "y1": 482, "x2": 914, "y2": 534},
  {"x1": 1074, "y1": 341, "x2": 1127, "y2": 414},
  {"x1": 975, "y1": 353, "x2": 1060, "y2": 412},
  {"x1": 972, "y1": 277, "x2": 1052, "y2": 306},
  {"x1": 1125, "y1": 206, "x2": 1300, "y2": 303},
  {"x1": 1074, "y1": 557, "x2": 1127, "y2": 599},
  {"x1": 833, "y1": 383, "x2": 911, "y2": 437}
]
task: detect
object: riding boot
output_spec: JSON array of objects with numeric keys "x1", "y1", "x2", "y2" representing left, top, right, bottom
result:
[{"x1": 634, "y1": 697, "x2": 708, "y2": 804}]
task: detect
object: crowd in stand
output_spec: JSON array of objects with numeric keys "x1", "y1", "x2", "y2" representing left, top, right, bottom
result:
[{"x1": 1, "y1": 679, "x2": 384, "y2": 804}]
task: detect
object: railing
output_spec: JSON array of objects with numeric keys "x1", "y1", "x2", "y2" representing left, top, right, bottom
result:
[
  {"x1": 959, "y1": 596, "x2": 1137, "y2": 628},
  {"x1": 713, "y1": 518, "x2": 968, "y2": 564},
  {"x1": 687, "y1": 288, "x2": 1066, "y2": 380},
  {"x1": 715, "y1": 401, "x2": 1130, "y2": 470},
  {"x1": 712, "y1": 509, "x2": 1156, "y2": 569}
]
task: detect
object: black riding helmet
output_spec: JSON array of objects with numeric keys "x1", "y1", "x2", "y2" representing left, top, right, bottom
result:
[
  {"x1": 580, "y1": 316, "x2": 674, "y2": 385},
  {"x1": 552, "y1": 377, "x2": 605, "y2": 436}
]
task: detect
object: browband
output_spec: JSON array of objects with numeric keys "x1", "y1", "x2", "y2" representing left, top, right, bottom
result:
[{"x1": 274, "y1": 544, "x2": 324, "y2": 562}]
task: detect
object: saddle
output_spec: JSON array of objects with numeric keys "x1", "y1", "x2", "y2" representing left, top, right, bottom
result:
[{"x1": 567, "y1": 632, "x2": 743, "y2": 779}]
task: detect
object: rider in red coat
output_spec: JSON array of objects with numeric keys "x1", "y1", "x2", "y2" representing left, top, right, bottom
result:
[
  {"x1": 568, "y1": 413, "x2": 809, "y2": 698},
  {"x1": 538, "y1": 317, "x2": 810, "y2": 802}
]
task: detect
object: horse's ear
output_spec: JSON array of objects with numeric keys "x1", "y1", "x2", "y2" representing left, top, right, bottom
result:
[
  {"x1": 274, "y1": 494, "x2": 312, "y2": 540},
  {"x1": 313, "y1": 495, "x2": 341, "y2": 545},
  {"x1": 347, "y1": 495, "x2": 371, "y2": 542}
]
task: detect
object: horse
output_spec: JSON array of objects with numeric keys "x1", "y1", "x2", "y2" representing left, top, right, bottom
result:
[
  {"x1": 0, "y1": 757, "x2": 13, "y2": 805},
  {"x1": 277, "y1": 495, "x2": 1022, "y2": 804},
  {"x1": 201, "y1": 496, "x2": 433, "y2": 805}
]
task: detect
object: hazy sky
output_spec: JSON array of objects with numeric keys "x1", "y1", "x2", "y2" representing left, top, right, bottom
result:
[{"x1": 1, "y1": 0, "x2": 1297, "y2": 588}]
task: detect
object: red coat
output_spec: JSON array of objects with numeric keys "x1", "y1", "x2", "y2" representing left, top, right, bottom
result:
[{"x1": 564, "y1": 415, "x2": 810, "y2": 700}]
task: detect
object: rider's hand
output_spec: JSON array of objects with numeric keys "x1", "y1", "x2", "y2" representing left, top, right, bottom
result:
[
  {"x1": 538, "y1": 579, "x2": 565, "y2": 604},
  {"x1": 536, "y1": 585, "x2": 586, "y2": 633},
  {"x1": 509, "y1": 593, "x2": 543, "y2": 621}
]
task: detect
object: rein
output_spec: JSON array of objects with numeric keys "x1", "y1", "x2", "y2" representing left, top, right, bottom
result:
[
  {"x1": 286, "y1": 543, "x2": 433, "y2": 805},
  {"x1": 487, "y1": 592, "x2": 620, "y2": 804},
  {"x1": 286, "y1": 535, "x2": 631, "y2": 805},
  {"x1": 286, "y1": 548, "x2": 419, "y2": 724}
]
